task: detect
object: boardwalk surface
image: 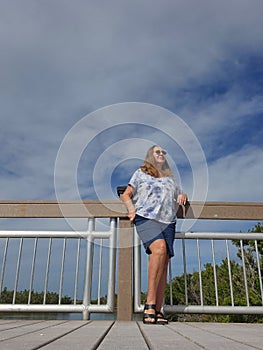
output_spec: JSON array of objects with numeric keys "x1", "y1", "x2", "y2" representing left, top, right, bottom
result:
[{"x1": 0, "y1": 319, "x2": 262, "y2": 350}]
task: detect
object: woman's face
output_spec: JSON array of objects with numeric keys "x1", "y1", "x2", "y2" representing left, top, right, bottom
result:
[{"x1": 152, "y1": 146, "x2": 166, "y2": 166}]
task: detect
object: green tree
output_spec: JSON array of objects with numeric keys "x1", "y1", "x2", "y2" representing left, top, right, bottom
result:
[{"x1": 0, "y1": 289, "x2": 72, "y2": 304}]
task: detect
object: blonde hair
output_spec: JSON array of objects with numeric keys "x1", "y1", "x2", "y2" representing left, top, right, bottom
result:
[{"x1": 140, "y1": 145, "x2": 174, "y2": 178}]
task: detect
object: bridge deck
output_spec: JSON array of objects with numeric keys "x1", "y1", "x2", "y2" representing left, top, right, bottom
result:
[{"x1": 0, "y1": 319, "x2": 262, "y2": 349}]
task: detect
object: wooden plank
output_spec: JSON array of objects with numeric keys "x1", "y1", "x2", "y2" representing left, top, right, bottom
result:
[
  {"x1": 139, "y1": 322, "x2": 201, "y2": 350},
  {"x1": 0, "y1": 200, "x2": 262, "y2": 220},
  {"x1": 0, "y1": 320, "x2": 47, "y2": 333},
  {"x1": 38, "y1": 321, "x2": 114, "y2": 350},
  {"x1": 98, "y1": 321, "x2": 148, "y2": 350},
  {"x1": 192, "y1": 322, "x2": 263, "y2": 349},
  {"x1": 169, "y1": 322, "x2": 262, "y2": 350},
  {"x1": 0, "y1": 320, "x2": 91, "y2": 349},
  {"x1": 0, "y1": 200, "x2": 126, "y2": 218},
  {"x1": 186, "y1": 201, "x2": 263, "y2": 220},
  {"x1": 0, "y1": 320, "x2": 67, "y2": 342}
]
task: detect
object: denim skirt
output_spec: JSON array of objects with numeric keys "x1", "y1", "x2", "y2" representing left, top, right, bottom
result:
[{"x1": 134, "y1": 214, "x2": 176, "y2": 257}]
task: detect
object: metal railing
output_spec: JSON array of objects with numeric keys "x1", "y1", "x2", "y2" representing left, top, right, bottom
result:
[
  {"x1": 0, "y1": 218, "x2": 116, "y2": 320},
  {"x1": 0, "y1": 200, "x2": 262, "y2": 320},
  {"x1": 134, "y1": 231, "x2": 263, "y2": 315}
]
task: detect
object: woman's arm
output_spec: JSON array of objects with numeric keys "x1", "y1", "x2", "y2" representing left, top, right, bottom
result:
[{"x1": 121, "y1": 185, "x2": 136, "y2": 222}]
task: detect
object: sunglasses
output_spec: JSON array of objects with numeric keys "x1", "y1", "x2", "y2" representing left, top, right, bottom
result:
[{"x1": 154, "y1": 150, "x2": 167, "y2": 155}]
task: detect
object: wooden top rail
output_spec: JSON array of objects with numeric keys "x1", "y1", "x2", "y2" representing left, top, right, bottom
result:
[{"x1": 0, "y1": 200, "x2": 262, "y2": 220}]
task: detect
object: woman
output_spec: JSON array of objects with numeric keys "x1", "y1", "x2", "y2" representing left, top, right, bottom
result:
[{"x1": 121, "y1": 145, "x2": 187, "y2": 325}]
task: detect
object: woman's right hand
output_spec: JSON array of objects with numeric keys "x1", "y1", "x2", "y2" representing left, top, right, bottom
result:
[{"x1": 128, "y1": 210, "x2": 136, "y2": 222}]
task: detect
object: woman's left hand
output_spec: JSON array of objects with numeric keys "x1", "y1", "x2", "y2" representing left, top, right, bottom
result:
[{"x1": 177, "y1": 193, "x2": 187, "y2": 205}]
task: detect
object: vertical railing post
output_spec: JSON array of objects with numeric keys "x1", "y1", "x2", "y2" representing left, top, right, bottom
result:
[
  {"x1": 82, "y1": 218, "x2": 95, "y2": 320},
  {"x1": 117, "y1": 218, "x2": 133, "y2": 321}
]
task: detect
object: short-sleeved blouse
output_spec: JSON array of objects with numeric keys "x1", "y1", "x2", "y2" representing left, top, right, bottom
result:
[{"x1": 128, "y1": 168, "x2": 181, "y2": 224}]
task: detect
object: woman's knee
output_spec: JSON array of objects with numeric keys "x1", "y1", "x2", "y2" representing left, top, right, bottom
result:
[{"x1": 150, "y1": 239, "x2": 167, "y2": 256}]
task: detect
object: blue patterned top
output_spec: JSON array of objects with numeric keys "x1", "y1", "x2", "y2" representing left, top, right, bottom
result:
[{"x1": 129, "y1": 168, "x2": 182, "y2": 223}]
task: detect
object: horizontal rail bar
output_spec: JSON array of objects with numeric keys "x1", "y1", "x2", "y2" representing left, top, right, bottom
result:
[
  {"x1": 0, "y1": 201, "x2": 262, "y2": 220},
  {"x1": 0, "y1": 231, "x2": 113, "y2": 238},
  {"x1": 175, "y1": 232, "x2": 263, "y2": 240},
  {"x1": 1, "y1": 231, "x2": 262, "y2": 239},
  {"x1": 135, "y1": 304, "x2": 263, "y2": 315},
  {"x1": 164, "y1": 305, "x2": 263, "y2": 315},
  {"x1": 0, "y1": 304, "x2": 112, "y2": 313},
  {"x1": 0, "y1": 304, "x2": 84, "y2": 312}
]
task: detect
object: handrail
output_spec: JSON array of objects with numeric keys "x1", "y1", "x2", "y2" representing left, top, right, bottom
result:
[
  {"x1": 0, "y1": 200, "x2": 263, "y2": 220},
  {"x1": 0, "y1": 201, "x2": 262, "y2": 321}
]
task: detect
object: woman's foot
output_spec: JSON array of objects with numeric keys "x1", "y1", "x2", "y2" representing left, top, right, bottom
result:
[
  {"x1": 156, "y1": 311, "x2": 168, "y2": 325},
  {"x1": 143, "y1": 304, "x2": 156, "y2": 324}
]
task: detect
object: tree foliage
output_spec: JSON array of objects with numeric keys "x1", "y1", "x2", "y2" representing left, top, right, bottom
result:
[{"x1": 0, "y1": 288, "x2": 72, "y2": 304}]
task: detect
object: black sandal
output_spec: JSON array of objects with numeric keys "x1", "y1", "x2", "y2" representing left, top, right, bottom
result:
[
  {"x1": 156, "y1": 311, "x2": 168, "y2": 325},
  {"x1": 143, "y1": 304, "x2": 156, "y2": 324}
]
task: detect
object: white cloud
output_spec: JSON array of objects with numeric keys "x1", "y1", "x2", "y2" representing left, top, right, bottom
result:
[
  {"x1": 206, "y1": 145, "x2": 263, "y2": 201},
  {"x1": 3, "y1": 0, "x2": 263, "y2": 299},
  {"x1": 0, "y1": 0, "x2": 262, "y2": 205}
]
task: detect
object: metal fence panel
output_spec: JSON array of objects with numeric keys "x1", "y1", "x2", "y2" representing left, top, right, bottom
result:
[
  {"x1": 0, "y1": 218, "x2": 117, "y2": 320},
  {"x1": 134, "y1": 230, "x2": 263, "y2": 315}
]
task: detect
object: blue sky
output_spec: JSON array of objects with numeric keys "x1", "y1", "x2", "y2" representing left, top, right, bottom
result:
[
  {"x1": 1, "y1": 0, "x2": 262, "y2": 205},
  {"x1": 0, "y1": 0, "x2": 263, "y2": 298}
]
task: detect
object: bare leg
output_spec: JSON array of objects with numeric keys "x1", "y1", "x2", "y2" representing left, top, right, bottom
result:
[
  {"x1": 156, "y1": 254, "x2": 169, "y2": 312},
  {"x1": 144, "y1": 239, "x2": 167, "y2": 322}
]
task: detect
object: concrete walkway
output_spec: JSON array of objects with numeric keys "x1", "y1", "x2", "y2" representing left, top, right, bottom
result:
[{"x1": 0, "y1": 319, "x2": 262, "y2": 349}]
